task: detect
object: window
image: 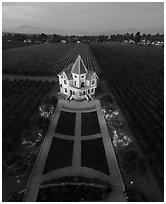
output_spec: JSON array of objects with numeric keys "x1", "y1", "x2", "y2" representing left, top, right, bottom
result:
[
  {"x1": 83, "y1": 91, "x2": 86, "y2": 95},
  {"x1": 74, "y1": 81, "x2": 77, "y2": 86},
  {"x1": 81, "y1": 82, "x2": 84, "y2": 87},
  {"x1": 91, "y1": 89, "x2": 94, "y2": 94},
  {"x1": 64, "y1": 80, "x2": 67, "y2": 85},
  {"x1": 65, "y1": 88, "x2": 67, "y2": 93},
  {"x1": 88, "y1": 89, "x2": 90, "y2": 94},
  {"x1": 81, "y1": 75, "x2": 84, "y2": 78},
  {"x1": 60, "y1": 84, "x2": 62, "y2": 87},
  {"x1": 92, "y1": 80, "x2": 95, "y2": 85},
  {"x1": 74, "y1": 75, "x2": 77, "y2": 78}
]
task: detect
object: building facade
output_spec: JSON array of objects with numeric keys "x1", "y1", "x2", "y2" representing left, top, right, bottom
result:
[{"x1": 58, "y1": 55, "x2": 98, "y2": 100}]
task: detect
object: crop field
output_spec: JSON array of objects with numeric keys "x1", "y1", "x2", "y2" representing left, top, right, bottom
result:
[
  {"x1": 90, "y1": 42, "x2": 164, "y2": 186},
  {"x1": 2, "y1": 43, "x2": 95, "y2": 76},
  {"x1": 2, "y1": 79, "x2": 54, "y2": 160}
]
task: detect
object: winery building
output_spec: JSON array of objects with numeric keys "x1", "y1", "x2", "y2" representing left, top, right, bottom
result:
[{"x1": 58, "y1": 55, "x2": 98, "y2": 100}]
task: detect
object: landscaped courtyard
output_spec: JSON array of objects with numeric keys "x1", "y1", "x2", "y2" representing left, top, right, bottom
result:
[{"x1": 24, "y1": 100, "x2": 126, "y2": 202}]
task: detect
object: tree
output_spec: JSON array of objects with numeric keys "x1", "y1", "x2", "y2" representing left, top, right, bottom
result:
[
  {"x1": 134, "y1": 32, "x2": 141, "y2": 44},
  {"x1": 142, "y1": 33, "x2": 146, "y2": 40},
  {"x1": 49, "y1": 96, "x2": 58, "y2": 106},
  {"x1": 124, "y1": 33, "x2": 130, "y2": 41},
  {"x1": 146, "y1": 33, "x2": 152, "y2": 41},
  {"x1": 130, "y1": 33, "x2": 134, "y2": 40}
]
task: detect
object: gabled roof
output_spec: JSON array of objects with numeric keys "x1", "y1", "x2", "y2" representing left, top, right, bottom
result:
[
  {"x1": 58, "y1": 63, "x2": 73, "y2": 80},
  {"x1": 86, "y1": 70, "x2": 98, "y2": 80},
  {"x1": 71, "y1": 55, "x2": 88, "y2": 75}
]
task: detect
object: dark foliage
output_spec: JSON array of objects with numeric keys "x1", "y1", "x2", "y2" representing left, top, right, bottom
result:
[{"x1": 2, "y1": 79, "x2": 53, "y2": 160}]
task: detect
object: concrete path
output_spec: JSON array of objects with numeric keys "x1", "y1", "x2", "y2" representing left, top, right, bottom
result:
[{"x1": 24, "y1": 99, "x2": 127, "y2": 202}]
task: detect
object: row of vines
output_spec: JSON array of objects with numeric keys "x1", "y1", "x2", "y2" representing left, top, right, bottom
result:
[
  {"x1": 90, "y1": 42, "x2": 164, "y2": 188},
  {"x1": 2, "y1": 43, "x2": 95, "y2": 76}
]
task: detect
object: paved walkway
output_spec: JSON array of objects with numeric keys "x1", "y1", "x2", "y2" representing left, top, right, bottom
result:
[{"x1": 24, "y1": 99, "x2": 127, "y2": 202}]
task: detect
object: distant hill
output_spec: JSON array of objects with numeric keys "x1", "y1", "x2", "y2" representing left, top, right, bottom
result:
[
  {"x1": 2, "y1": 25, "x2": 91, "y2": 36},
  {"x1": 3, "y1": 25, "x2": 70, "y2": 35},
  {"x1": 2, "y1": 25, "x2": 164, "y2": 36}
]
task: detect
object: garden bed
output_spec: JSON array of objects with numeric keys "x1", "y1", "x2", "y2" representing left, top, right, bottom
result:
[
  {"x1": 55, "y1": 111, "x2": 76, "y2": 136},
  {"x1": 43, "y1": 137, "x2": 73, "y2": 174},
  {"x1": 81, "y1": 138, "x2": 109, "y2": 175},
  {"x1": 81, "y1": 111, "x2": 101, "y2": 136}
]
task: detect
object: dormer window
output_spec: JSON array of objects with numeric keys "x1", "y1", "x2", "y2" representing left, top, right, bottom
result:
[{"x1": 92, "y1": 80, "x2": 95, "y2": 85}]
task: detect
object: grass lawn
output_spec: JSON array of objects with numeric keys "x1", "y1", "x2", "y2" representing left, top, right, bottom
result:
[
  {"x1": 43, "y1": 137, "x2": 73, "y2": 174},
  {"x1": 55, "y1": 111, "x2": 76, "y2": 136},
  {"x1": 81, "y1": 138, "x2": 109, "y2": 175},
  {"x1": 81, "y1": 111, "x2": 101, "y2": 136}
]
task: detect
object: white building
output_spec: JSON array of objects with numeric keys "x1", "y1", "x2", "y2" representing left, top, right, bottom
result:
[{"x1": 58, "y1": 55, "x2": 98, "y2": 100}]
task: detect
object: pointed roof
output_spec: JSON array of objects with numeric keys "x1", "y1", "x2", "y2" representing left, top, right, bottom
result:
[{"x1": 71, "y1": 55, "x2": 88, "y2": 75}]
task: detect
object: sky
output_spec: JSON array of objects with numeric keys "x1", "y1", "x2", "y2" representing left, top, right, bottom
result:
[{"x1": 2, "y1": 2, "x2": 164, "y2": 34}]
